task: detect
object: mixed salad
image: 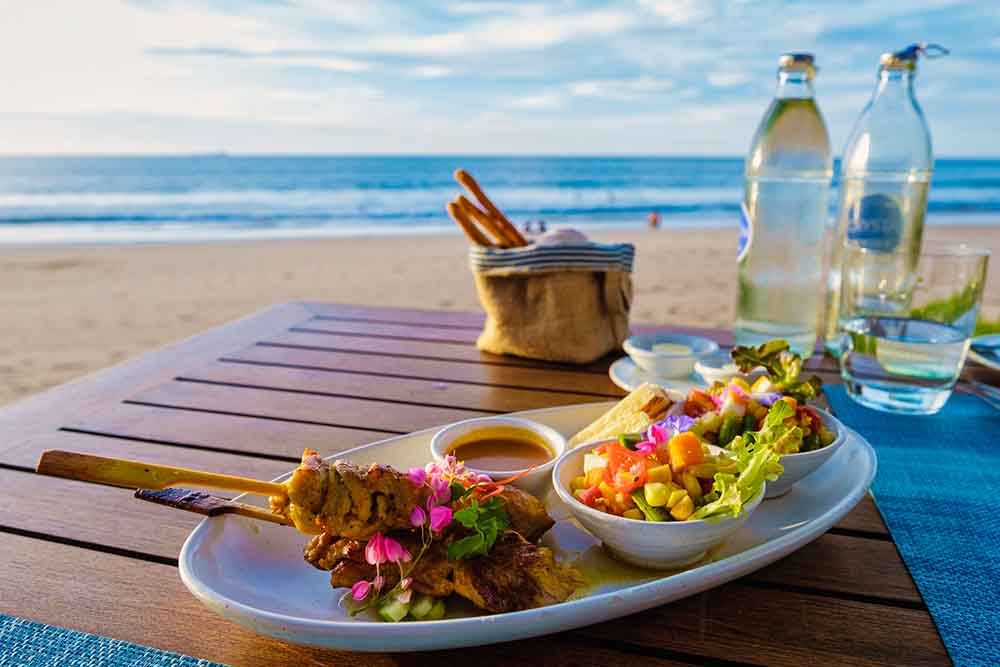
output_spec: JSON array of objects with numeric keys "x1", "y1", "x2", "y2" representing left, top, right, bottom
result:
[{"x1": 569, "y1": 340, "x2": 837, "y2": 522}]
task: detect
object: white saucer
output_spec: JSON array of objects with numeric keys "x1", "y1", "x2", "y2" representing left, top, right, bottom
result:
[{"x1": 609, "y1": 356, "x2": 704, "y2": 394}]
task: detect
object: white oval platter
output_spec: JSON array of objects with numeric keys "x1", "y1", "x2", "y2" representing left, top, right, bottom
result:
[{"x1": 179, "y1": 401, "x2": 877, "y2": 652}]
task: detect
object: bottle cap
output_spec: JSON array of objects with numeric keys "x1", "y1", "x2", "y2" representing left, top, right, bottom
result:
[
  {"x1": 778, "y1": 53, "x2": 815, "y2": 71},
  {"x1": 880, "y1": 43, "x2": 949, "y2": 70}
]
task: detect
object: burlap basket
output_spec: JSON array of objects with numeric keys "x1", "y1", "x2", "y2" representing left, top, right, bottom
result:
[{"x1": 470, "y1": 242, "x2": 634, "y2": 364}]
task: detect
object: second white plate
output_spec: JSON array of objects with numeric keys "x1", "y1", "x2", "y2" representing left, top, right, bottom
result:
[{"x1": 609, "y1": 355, "x2": 704, "y2": 393}]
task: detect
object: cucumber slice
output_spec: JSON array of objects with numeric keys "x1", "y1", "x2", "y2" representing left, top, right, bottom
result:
[
  {"x1": 408, "y1": 594, "x2": 435, "y2": 620},
  {"x1": 377, "y1": 598, "x2": 411, "y2": 623},
  {"x1": 424, "y1": 598, "x2": 447, "y2": 620}
]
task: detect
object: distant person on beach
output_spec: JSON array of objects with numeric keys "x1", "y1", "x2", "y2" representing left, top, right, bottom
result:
[{"x1": 648, "y1": 210, "x2": 661, "y2": 229}]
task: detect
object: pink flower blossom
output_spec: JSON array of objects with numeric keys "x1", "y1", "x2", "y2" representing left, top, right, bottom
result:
[
  {"x1": 373, "y1": 575, "x2": 385, "y2": 591},
  {"x1": 382, "y1": 536, "x2": 411, "y2": 563},
  {"x1": 424, "y1": 462, "x2": 442, "y2": 477},
  {"x1": 350, "y1": 580, "x2": 371, "y2": 601},
  {"x1": 428, "y1": 476, "x2": 451, "y2": 504},
  {"x1": 396, "y1": 589, "x2": 412, "y2": 605},
  {"x1": 365, "y1": 533, "x2": 386, "y2": 565},
  {"x1": 407, "y1": 467, "x2": 427, "y2": 487},
  {"x1": 430, "y1": 505, "x2": 453, "y2": 532},
  {"x1": 635, "y1": 440, "x2": 656, "y2": 456},
  {"x1": 400, "y1": 577, "x2": 412, "y2": 591},
  {"x1": 646, "y1": 422, "x2": 668, "y2": 444},
  {"x1": 410, "y1": 506, "x2": 427, "y2": 528},
  {"x1": 476, "y1": 473, "x2": 493, "y2": 484}
]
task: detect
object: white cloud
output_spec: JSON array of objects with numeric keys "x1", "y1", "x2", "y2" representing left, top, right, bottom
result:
[
  {"x1": 639, "y1": 0, "x2": 714, "y2": 25},
  {"x1": 507, "y1": 92, "x2": 564, "y2": 110},
  {"x1": 707, "y1": 71, "x2": 750, "y2": 88},
  {"x1": 408, "y1": 65, "x2": 455, "y2": 78},
  {"x1": 570, "y1": 76, "x2": 674, "y2": 100}
]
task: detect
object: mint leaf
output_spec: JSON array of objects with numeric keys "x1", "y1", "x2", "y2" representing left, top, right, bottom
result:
[
  {"x1": 447, "y1": 533, "x2": 486, "y2": 560},
  {"x1": 453, "y1": 506, "x2": 478, "y2": 528},
  {"x1": 449, "y1": 481, "x2": 470, "y2": 500}
]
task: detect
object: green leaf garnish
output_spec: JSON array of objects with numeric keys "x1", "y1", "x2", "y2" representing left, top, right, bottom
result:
[
  {"x1": 730, "y1": 339, "x2": 822, "y2": 403},
  {"x1": 446, "y1": 496, "x2": 509, "y2": 561}
]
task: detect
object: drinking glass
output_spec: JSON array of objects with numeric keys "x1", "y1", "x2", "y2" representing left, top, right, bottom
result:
[{"x1": 836, "y1": 241, "x2": 990, "y2": 414}]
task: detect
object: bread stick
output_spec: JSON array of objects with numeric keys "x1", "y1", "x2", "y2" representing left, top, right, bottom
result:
[
  {"x1": 446, "y1": 201, "x2": 492, "y2": 247},
  {"x1": 455, "y1": 195, "x2": 512, "y2": 248},
  {"x1": 454, "y1": 170, "x2": 528, "y2": 247}
]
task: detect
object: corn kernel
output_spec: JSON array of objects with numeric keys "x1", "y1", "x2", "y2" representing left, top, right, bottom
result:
[
  {"x1": 647, "y1": 464, "x2": 672, "y2": 485},
  {"x1": 681, "y1": 471, "x2": 703, "y2": 499},
  {"x1": 666, "y1": 488, "x2": 688, "y2": 509},
  {"x1": 671, "y1": 495, "x2": 695, "y2": 520},
  {"x1": 731, "y1": 377, "x2": 751, "y2": 392},
  {"x1": 622, "y1": 508, "x2": 644, "y2": 520},
  {"x1": 643, "y1": 482, "x2": 670, "y2": 507},
  {"x1": 571, "y1": 475, "x2": 588, "y2": 491}
]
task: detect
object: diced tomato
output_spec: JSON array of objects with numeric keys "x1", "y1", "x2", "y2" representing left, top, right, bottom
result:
[
  {"x1": 799, "y1": 405, "x2": 821, "y2": 429},
  {"x1": 578, "y1": 485, "x2": 602, "y2": 507},
  {"x1": 602, "y1": 442, "x2": 648, "y2": 494}
]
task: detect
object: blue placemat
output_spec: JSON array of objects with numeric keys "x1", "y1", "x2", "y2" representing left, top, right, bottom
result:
[
  {"x1": 825, "y1": 386, "x2": 1000, "y2": 667},
  {"x1": 0, "y1": 614, "x2": 229, "y2": 667}
]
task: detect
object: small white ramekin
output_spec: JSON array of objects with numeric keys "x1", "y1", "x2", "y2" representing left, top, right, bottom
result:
[{"x1": 429, "y1": 416, "x2": 567, "y2": 497}]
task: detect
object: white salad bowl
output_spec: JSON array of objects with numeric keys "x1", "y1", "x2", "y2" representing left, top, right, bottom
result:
[
  {"x1": 551, "y1": 441, "x2": 764, "y2": 570},
  {"x1": 764, "y1": 407, "x2": 847, "y2": 498},
  {"x1": 429, "y1": 415, "x2": 566, "y2": 497},
  {"x1": 623, "y1": 333, "x2": 719, "y2": 378}
]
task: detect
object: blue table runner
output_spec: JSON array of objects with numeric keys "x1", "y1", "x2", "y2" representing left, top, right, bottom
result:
[
  {"x1": 0, "y1": 615, "x2": 228, "y2": 667},
  {"x1": 824, "y1": 386, "x2": 1000, "y2": 667}
]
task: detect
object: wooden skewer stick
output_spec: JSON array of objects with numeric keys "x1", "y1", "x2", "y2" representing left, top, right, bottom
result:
[
  {"x1": 455, "y1": 195, "x2": 511, "y2": 248},
  {"x1": 446, "y1": 201, "x2": 492, "y2": 247},
  {"x1": 36, "y1": 450, "x2": 287, "y2": 498},
  {"x1": 135, "y1": 488, "x2": 292, "y2": 526},
  {"x1": 453, "y1": 170, "x2": 529, "y2": 247}
]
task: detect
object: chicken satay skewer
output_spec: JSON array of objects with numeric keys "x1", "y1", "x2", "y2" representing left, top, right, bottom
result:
[{"x1": 36, "y1": 450, "x2": 287, "y2": 498}]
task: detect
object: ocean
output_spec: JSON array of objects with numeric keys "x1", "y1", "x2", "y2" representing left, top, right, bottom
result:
[{"x1": 0, "y1": 156, "x2": 996, "y2": 243}]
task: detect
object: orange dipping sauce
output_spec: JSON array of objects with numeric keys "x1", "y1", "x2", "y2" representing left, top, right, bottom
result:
[{"x1": 447, "y1": 427, "x2": 553, "y2": 473}]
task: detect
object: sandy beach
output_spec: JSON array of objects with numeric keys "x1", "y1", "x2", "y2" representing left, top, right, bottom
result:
[{"x1": 3, "y1": 225, "x2": 998, "y2": 407}]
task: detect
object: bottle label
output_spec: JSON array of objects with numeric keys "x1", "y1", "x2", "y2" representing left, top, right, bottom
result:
[
  {"x1": 847, "y1": 193, "x2": 903, "y2": 252},
  {"x1": 738, "y1": 202, "x2": 753, "y2": 262}
]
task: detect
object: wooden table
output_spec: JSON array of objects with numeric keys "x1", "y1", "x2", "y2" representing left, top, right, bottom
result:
[{"x1": 0, "y1": 302, "x2": 957, "y2": 666}]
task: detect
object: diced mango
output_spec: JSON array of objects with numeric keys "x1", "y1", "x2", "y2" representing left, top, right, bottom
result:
[
  {"x1": 731, "y1": 377, "x2": 750, "y2": 392},
  {"x1": 681, "y1": 471, "x2": 703, "y2": 500},
  {"x1": 781, "y1": 396, "x2": 798, "y2": 410},
  {"x1": 647, "y1": 464, "x2": 673, "y2": 485},
  {"x1": 622, "y1": 508, "x2": 644, "y2": 520},
  {"x1": 598, "y1": 481, "x2": 616, "y2": 504},
  {"x1": 670, "y1": 494, "x2": 695, "y2": 520},
  {"x1": 643, "y1": 482, "x2": 670, "y2": 507},
  {"x1": 571, "y1": 475, "x2": 588, "y2": 491},
  {"x1": 585, "y1": 468, "x2": 605, "y2": 487},
  {"x1": 666, "y1": 488, "x2": 688, "y2": 509},
  {"x1": 668, "y1": 432, "x2": 705, "y2": 473}
]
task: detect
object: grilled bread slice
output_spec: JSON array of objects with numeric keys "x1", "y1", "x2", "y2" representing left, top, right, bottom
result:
[{"x1": 569, "y1": 383, "x2": 680, "y2": 448}]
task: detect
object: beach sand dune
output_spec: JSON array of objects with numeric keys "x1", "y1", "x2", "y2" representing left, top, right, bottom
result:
[{"x1": 2, "y1": 226, "x2": 997, "y2": 407}]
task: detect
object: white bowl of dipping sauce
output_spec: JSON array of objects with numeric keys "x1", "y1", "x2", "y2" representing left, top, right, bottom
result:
[
  {"x1": 429, "y1": 416, "x2": 566, "y2": 497},
  {"x1": 623, "y1": 333, "x2": 720, "y2": 378}
]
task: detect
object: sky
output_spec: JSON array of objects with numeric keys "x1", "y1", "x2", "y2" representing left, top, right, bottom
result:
[{"x1": 1, "y1": 0, "x2": 997, "y2": 156}]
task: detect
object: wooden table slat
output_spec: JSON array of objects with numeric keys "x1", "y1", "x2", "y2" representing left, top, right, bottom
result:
[{"x1": 226, "y1": 344, "x2": 625, "y2": 395}]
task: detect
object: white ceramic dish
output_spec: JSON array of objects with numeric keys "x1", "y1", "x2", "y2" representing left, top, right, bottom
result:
[
  {"x1": 623, "y1": 334, "x2": 719, "y2": 378},
  {"x1": 609, "y1": 356, "x2": 703, "y2": 394},
  {"x1": 553, "y1": 442, "x2": 764, "y2": 568},
  {"x1": 763, "y1": 407, "x2": 847, "y2": 498},
  {"x1": 969, "y1": 334, "x2": 1000, "y2": 372},
  {"x1": 428, "y1": 415, "x2": 566, "y2": 497},
  {"x1": 179, "y1": 401, "x2": 876, "y2": 652},
  {"x1": 694, "y1": 350, "x2": 767, "y2": 386}
]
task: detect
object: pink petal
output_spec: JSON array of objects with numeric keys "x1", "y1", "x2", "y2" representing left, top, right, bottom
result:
[
  {"x1": 350, "y1": 580, "x2": 371, "y2": 601},
  {"x1": 646, "y1": 423, "x2": 668, "y2": 444},
  {"x1": 400, "y1": 577, "x2": 412, "y2": 591},
  {"x1": 476, "y1": 473, "x2": 493, "y2": 484},
  {"x1": 382, "y1": 536, "x2": 411, "y2": 563},
  {"x1": 396, "y1": 589, "x2": 412, "y2": 605},
  {"x1": 373, "y1": 575, "x2": 385, "y2": 591},
  {"x1": 407, "y1": 467, "x2": 427, "y2": 487},
  {"x1": 635, "y1": 441, "x2": 656, "y2": 456},
  {"x1": 364, "y1": 533, "x2": 386, "y2": 566},
  {"x1": 410, "y1": 506, "x2": 427, "y2": 527},
  {"x1": 430, "y1": 505, "x2": 453, "y2": 532},
  {"x1": 429, "y1": 476, "x2": 451, "y2": 504}
]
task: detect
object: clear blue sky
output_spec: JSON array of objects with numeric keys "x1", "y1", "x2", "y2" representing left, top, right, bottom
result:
[{"x1": 1, "y1": 1, "x2": 995, "y2": 156}]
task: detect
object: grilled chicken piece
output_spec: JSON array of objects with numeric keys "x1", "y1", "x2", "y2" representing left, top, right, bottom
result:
[
  {"x1": 272, "y1": 450, "x2": 553, "y2": 541},
  {"x1": 306, "y1": 531, "x2": 583, "y2": 613}
]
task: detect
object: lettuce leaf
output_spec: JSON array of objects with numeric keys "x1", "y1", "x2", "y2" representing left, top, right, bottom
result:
[
  {"x1": 691, "y1": 439, "x2": 783, "y2": 521},
  {"x1": 730, "y1": 339, "x2": 822, "y2": 403}
]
